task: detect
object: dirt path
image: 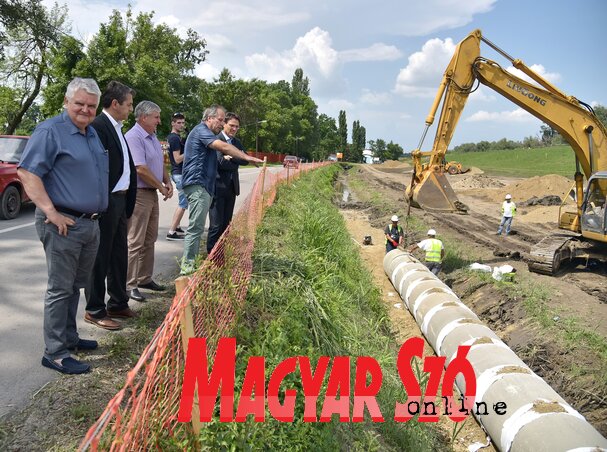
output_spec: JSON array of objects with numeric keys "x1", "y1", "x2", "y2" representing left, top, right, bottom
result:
[
  {"x1": 339, "y1": 163, "x2": 607, "y2": 443},
  {"x1": 341, "y1": 209, "x2": 495, "y2": 452}
]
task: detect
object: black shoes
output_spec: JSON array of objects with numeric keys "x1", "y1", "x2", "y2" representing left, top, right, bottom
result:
[
  {"x1": 68, "y1": 338, "x2": 99, "y2": 351},
  {"x1": 139, "y1": 280, "x2": 166, "y2": 291},
  {"x1": 41, "y1": 356, "x2": 91, "y2": 374},
  {"x1": 129, "y1": 288, "x2": 146, "y2": 301}
]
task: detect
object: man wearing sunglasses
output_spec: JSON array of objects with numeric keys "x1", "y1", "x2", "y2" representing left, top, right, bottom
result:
[{"x1": 206, "y1": 112, "x2": 248, "y2": 254}]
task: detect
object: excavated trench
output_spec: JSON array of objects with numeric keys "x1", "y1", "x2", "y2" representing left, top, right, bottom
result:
[{"x1": 336, "y1": 164, "x2": 607, "y2": 441}]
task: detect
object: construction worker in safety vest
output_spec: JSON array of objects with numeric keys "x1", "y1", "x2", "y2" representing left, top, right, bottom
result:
[
  {"x1": 408, "y1": 229, "x2": 445, "y2": 276},
  {"x1": 384, "y1": 215, "x2": 404, "y2": 253},
  {"x1": 497, "y1": 193, "x2": 516, "y2": 236}
]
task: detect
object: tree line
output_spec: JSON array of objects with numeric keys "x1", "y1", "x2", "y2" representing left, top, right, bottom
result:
[
  {"x1": 451, "y1": 105, "x2": 607, "y2": 153},
  {"x1": 0, "y1": 1, "x2": 389, "y2": 162}
]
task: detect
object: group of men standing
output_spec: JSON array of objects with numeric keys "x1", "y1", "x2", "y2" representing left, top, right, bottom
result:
[{"x1": 18, "y1": 77, "x2": 262, "y2": 375}]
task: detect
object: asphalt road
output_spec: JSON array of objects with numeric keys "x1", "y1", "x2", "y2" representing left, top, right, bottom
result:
[{"x1": 0, "y1": 166, "x2": 268, "y2": 419}]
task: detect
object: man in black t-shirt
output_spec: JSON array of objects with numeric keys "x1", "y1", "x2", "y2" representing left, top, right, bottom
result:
[{"x1": 166, "y1": 113, "x2": 188, "y2": 240}]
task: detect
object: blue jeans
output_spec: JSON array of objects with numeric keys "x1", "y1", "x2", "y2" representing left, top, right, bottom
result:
[
  {"x1": 35, "y1": 209, "x2": 99, "y2": 360},
  {"x1": 171, "y1": 173, "x2": 188, "y2": 209},
  {"x1": 497, "y1": 216, "x2": 513, "y2": 235},
  {"x1": 182, "y1": 184, "x2": 212, "y2": 269}
]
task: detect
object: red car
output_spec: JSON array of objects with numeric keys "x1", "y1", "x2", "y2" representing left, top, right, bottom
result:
[
  {"x1": 0, "y1": 135, "x2": 30, "y2": 219},
  {"x1": 283, "y1": 155, "x2": 299, "y2": 169}
]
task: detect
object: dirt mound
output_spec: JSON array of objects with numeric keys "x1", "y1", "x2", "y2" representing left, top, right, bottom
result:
[
  {"x1": 488, "y1": 174, "x2": 573, "y2": 203},
  {"x1": 450, "y1": 175, "x2": 505, "y2": 190},
  {"x1": 464, "y1": 166, "x2": 484, "y2": 175},
  {"x1": 375, "y1": 160, "x2": 410, "y2": 169},
  {"x1": 518, "y1": 206, "x2": 561, "y2": 224},
  {"x1": 520, "y1": 195, "x2": 562, "y2": 207}
]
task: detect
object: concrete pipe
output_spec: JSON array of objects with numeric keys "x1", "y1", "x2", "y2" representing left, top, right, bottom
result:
[{"x1": 383, "y1": 249, "x2": 607, "y2": 451}]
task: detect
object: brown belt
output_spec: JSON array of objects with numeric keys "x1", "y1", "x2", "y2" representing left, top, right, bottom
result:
[
  {"x1": 139, "y1": 187, "x2": 156, "y2": 191},
  {"x1": 112, "y1": 190, "x2": 128, "y2": 195}
]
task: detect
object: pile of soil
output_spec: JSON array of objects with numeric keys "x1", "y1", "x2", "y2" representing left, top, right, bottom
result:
[
  {"x1": 487, "y1": 174, "x2": 574, "y2": 203},
  {"x1": 450, "y1": 175, "x2": 505, "y2": 190},
  {"x1": 374, "y1": 160, "x2": 410, "y2": 169}
]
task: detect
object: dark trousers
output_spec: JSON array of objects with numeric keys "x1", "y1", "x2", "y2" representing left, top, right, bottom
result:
[
  {"x1": 207, "y1": 192, "x2": 236, "y2": 254},
  {"x1": 85, "y1": 193, "x2": 130, "y2": 318},
  {"x1": 36, "y1": 209, "x2": 99, "y2": 360}
]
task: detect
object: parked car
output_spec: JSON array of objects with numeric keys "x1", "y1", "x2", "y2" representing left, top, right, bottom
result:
[
  {"x1": 283, "y1": 155, "x2": 299, "y2": 169},
  {"x1": 0, "y1": 135, "x2": 30, "y2": 219},
  {"x1": 327, "y1": 154, "x2": 338, "y2": 162}
]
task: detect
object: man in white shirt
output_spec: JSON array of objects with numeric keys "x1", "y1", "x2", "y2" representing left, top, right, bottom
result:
[
  {"x1": 497, "y1": 194, "x2": 517, "y2": 236},
  {"x1": 85, "y1": 81, "x2": 138, "y2": 330}
]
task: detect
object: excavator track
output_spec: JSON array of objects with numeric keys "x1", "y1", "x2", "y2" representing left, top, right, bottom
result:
[{"x1": 528, "y1": 234, "x2": 578, "y2": 275}]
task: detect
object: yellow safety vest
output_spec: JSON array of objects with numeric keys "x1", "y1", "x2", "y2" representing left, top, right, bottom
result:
[{"x1": 425, "y1": 239, "x2": 442, "y2": 262}]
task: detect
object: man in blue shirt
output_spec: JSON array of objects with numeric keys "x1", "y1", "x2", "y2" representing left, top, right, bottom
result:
[
  {"x1": 180, "y1": 104, "x2": 263, "y2": 273},
  {"x1": 18, "y1": 77, "x2": 109, "y2": 375}
]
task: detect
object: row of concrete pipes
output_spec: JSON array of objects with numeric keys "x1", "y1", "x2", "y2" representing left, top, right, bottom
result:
[{"x1": 384, "y1": 250, "x2": 607, "y2": 452}]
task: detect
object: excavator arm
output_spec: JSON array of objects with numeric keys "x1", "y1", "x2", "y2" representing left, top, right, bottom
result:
[
  {"x1": 408, "y1": 29, "x2": 607, "y2": 274},
  {"x1": 408, "y1": 29, "x2": 607, "y2": 224}
]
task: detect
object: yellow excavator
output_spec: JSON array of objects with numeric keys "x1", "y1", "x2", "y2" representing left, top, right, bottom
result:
[
  {"x1": 444, "y1": 160, "x2": 470, "y2": 175},
  {"x1": 406, "y1": 29, "x2": 607, "y2": 275}
]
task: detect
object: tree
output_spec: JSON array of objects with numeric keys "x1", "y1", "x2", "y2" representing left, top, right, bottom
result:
[
  {"x1": 42, "y1": 7, "x2": 208, "y2": 136},
  {"x1": 594, "y1": 104, "x2": 607, "y2": 129},
  {"x1": 0, "y1": 0, "x2": 69, "y2": 134},
  {"x1": 369, "y1": 138, "x2": 388, "y2": 161},
  {"x1": 386, "y1": 141, "x2": 403, "y2": 160},
  {"x1": 317, "y1": 113, "x2": 339, "y2": 158},
  {"x1": 338, "y1": 110, "x2": 348, "y2": 157},
  {"x1": 291, "y1": 68, "x2": 309, "y2": 98}
]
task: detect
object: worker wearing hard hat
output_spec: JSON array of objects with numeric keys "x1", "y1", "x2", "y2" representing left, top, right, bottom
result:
[
  {"x1": 384, "y1": 215, "x2": 405, "y2": 253},
  {"x1": 497, "y1": 194, "x2": 517, "y2": 236},
  {"x1": 408, "y1": 229, "x2": 445, "y2": 276}
]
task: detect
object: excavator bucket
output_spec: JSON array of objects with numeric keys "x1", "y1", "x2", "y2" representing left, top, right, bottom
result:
[{"x1": 409, "y1": 171, "x2": 468, "y2": 213}]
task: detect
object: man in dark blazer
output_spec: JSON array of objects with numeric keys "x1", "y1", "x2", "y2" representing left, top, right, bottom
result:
[
  {"x1": 84, "y1": 81, "x2": 138, "y2": 330},
  {"x1": 206, "y1": 112, "x2": 248, "y2": 254}
]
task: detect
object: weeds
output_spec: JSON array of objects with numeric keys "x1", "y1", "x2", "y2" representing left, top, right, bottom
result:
[{"x1": 195, "y1": 165, "x2": 445, "y2": 450}]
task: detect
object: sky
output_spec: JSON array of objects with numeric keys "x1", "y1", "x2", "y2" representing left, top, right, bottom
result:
[{"x1": 44, "y1": 0, "x2": 607, "y2": 150}]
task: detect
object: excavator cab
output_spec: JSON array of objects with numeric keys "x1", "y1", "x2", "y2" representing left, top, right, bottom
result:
[{"x1": 581, "y1": 174, "x2": 607, "y2": 236}]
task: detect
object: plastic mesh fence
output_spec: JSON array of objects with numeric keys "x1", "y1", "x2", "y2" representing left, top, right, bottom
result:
[{"x1": 80, "y1": 162, "x2": 329, "y2": 451}]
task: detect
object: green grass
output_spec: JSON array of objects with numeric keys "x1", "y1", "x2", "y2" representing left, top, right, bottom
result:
[
  {"x1": 448, "y1": 145, "x2": 577, "y2": 177},
  {"x1": 193, "y1": 165, "x2": 446, "y2": 451}
]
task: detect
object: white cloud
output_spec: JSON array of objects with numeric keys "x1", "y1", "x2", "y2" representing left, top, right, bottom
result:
[
  {"x1": 394, "y1": 37, "x2": 456, "y2": 97},
  {"x1": 204, "y1": 34, "x2": 236, "y2": 53},
  {"x1": 157, "y1": 14, "x2": 180, "y2": 28},
  {"x1": 245, "y1": 27, "x2": 339, "y2": 82},
  {"x1": 359, "y1": 90, "x2": 392, "y2": 105},
  {"x1": 506, "y1": 64, "x2": 561, "y2": 85},
  {"x1": 327, "y1": 99, "x2": 354, "y2": 110},
  {"x1": 340, "y1": 43, "x2": 402, "y2": 62},
  {"x1": 394, "y1": 0, "x2": 497, "y2": 36},
  {"x1": 465, "y1": 108, "x2": 536, "y2": 122},
  {"x1": 196, "y1": 62, "x2": 222, "y2": 81}
]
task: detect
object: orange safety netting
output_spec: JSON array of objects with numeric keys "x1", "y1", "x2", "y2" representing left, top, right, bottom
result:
[{"x1": 80, "y1": 162, "x2": 329, "y2": 451}]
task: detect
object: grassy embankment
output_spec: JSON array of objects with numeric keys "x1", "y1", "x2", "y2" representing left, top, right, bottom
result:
[
  {"x1": 448, "y1": 145, "x2": 577, "y2": 177},
  {"x1": 195, "y1": 165, "x2": 446, "y2": 450}
]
